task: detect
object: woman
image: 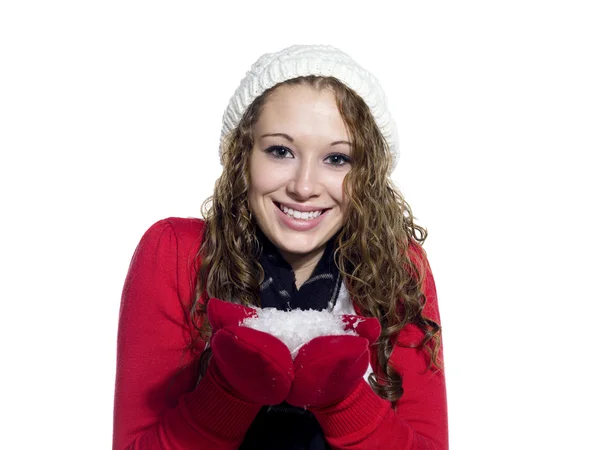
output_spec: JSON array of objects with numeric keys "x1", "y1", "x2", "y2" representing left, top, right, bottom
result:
[{"x1": 112, "y1": 44, "x2": 448, "y2": 449}]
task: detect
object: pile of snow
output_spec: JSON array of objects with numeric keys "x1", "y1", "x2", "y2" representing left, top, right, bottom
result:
[{"x1": 242, "y1": 308, "x2": 359, "y2": 359}]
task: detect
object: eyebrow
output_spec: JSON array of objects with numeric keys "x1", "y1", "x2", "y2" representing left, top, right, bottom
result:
[
  {"x1": 330, "y1": 140, "x2": 352, "y2": 147},
  {"x1": 260, "y1": 133, "x2": 352, "y2": 147},
  {"x1": 261, "y1": 133, "x2": 294, "y2": 142}
]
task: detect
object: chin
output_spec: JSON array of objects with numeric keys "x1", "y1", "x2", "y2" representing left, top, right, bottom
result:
[
  {"x1": 274, "y1": 233, "x2": 324, "y2": 256},
  {"x1": 274, "y1": 225, "x2": 342, "y2": 256}
]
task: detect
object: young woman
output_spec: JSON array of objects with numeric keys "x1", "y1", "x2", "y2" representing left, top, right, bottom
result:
[{"x1": 112, "y1": 44, "x2": 448, "y2": 449}]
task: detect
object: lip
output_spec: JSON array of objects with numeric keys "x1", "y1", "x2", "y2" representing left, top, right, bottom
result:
[{"x1": 273, "y1": 201, "x2": 329, "y2": 231}]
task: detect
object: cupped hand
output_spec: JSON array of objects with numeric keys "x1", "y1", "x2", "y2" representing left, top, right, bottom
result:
[
  {"x1": 207, "y1": 298, "x2": 294, "y2": 405},
  {"x1": 286, "y1": 315, "x2": 381, "y2": 409}
]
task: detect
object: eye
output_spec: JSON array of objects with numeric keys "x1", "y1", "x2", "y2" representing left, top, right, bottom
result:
[
  {"x1": 326, "y1": 153, "x2": 352, "y2": 167},
  {"x1": 265, "y1": 145, "x2": 293, "y2": 159}
]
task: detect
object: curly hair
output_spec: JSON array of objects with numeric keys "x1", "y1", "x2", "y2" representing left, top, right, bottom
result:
[{"x1": 189, "y1": 76, "x2": 442, "y2": 403}]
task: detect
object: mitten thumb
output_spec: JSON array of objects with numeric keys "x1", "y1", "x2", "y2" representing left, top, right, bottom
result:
[
  {"x1": 207, "y1": 298, "x2": 257, "y2": 332},
  {"x1": 341, "y1": 315, "x2": 381, "y2": 344}
]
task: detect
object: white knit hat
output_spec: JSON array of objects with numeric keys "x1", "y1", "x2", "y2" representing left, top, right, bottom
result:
[{"x1": 220, "y1": 44, "x2": 399, "y2": 171}]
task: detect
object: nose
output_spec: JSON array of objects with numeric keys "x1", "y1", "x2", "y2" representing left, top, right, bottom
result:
[{"x1": 286, "y1": 158, "x2": 321, "y2": 200}]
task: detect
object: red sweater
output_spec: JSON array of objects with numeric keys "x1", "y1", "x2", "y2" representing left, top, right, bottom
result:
[{"x1": 112, "y1": 218, "x2": 448, "y2": 449}]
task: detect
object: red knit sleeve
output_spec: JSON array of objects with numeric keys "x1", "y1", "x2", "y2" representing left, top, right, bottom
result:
[
  {"x1": 112, "y1": 218, "x2": 261, "y2": 450},
  {"x1": 314, "y1": 248, "x2": 448, "y2": 449}
]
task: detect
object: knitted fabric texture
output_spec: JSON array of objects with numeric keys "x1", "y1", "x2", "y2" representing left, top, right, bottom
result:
[
  {"x1": 258, "y1": 230, "x2": 342, "y2": 312},
  {"x1": 220, "y1": 44, "x2": 399, "y2": 171}
]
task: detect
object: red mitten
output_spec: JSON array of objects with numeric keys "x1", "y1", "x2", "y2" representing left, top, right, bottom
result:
[
  {"x1": 286, "y1": 315, "x2": 381, "y2": 409},
  {"x1": 206, "y1": 298, "x2": 294, "y2": 405},
  {"x1": 207, "y1": 297, "x2": 258, "y2": 331}
]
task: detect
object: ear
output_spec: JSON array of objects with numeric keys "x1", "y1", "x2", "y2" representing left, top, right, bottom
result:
[
  {"x1": 207, "y1": 298, "x2": 258, "y2": 332},
  {"x1": 341, "y1": 315, "x2": 381, "y2": 345}
]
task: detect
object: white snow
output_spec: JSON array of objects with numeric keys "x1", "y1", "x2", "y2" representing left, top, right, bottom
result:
[{"x1": 242, "y1": 307, "x2": 359, "y2": 359}]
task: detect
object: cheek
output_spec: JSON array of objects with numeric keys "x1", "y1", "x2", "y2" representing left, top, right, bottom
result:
[
  {"x1": 247, "y1": 179, "x2": 265, "y2": 218},
  {"x1": 249, "y1": 159, "x2": 291, "y2": 196},
  {"x1": 248, "y1": 152, "x2": 270, "y2": 197},
  {"x1": 249, "y1": 171, "x2": 284, "y2": 198},
  {"x1": 342, "y1": 180, "x2": 351, "y2": 209},
  {"x1": 329, "y1": 173, "x2": 350, "y2": 210},
  {"x1": 247, "y1": 154, "x2": 263, "y2": 214},
  {"x1": 248, "y1": 161, "x2": 287, "y2": 209}
]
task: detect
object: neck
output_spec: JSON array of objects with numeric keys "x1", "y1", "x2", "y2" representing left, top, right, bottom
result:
[{"x1": 279, "y1": 248, "x2": 325, "y2": 289}]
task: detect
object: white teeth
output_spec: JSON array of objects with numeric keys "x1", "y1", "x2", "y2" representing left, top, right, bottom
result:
[{"x1": 278, "y1": 204, "x2": 323, "y2": 220}]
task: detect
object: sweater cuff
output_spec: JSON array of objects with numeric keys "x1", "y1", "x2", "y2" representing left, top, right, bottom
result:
[
  {"x1": 313, "y1": 380, "x2": 390, "y2": 438},
  {"x1": 180, "y1": 366, "x2": 261, "y2": 442}
]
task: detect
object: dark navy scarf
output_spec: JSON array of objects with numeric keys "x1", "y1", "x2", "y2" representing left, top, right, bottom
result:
[
  {"x1": 239, "y1": 232, "x2": 341, "y2": 450},
  {"x1": 257, "y1": 231, "x2": 342, "y2": 312}
]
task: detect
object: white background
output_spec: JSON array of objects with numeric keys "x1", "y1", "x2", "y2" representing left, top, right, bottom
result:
[{"x1": 1, "y1": 1, "x2": 599, "y2": 448}]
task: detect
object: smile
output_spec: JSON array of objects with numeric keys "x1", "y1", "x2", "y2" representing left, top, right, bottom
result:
[{"x1": 275, "y1": 202, "x2": 329, "y2": 221}]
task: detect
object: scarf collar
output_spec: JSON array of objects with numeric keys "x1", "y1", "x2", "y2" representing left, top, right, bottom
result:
[{"x1": 257, "y1": 231, "x2": 342, "y2": 312}]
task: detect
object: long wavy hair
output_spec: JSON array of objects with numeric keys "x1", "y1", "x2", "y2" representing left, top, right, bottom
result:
[{"x1": 190, "y1": 76, "x2": 441, "y2": 403}]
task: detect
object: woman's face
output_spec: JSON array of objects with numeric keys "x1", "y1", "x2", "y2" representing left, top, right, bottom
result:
[{"x1": 248, "y1": 84, "x2": 351, "y2": 264}]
